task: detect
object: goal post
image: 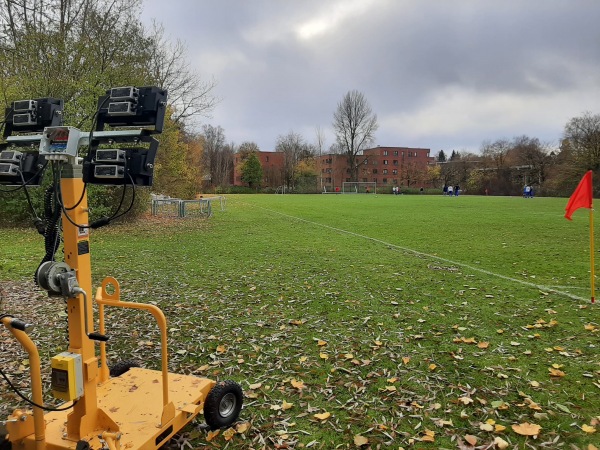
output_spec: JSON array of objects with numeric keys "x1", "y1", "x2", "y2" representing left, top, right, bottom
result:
[{"x1": 342, "y1": 181, "x2": 377, "y2": 194}]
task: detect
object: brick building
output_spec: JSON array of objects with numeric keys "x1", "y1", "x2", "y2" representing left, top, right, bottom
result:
[
  {"x1": 233, "y1": 146, "x2": 434, "y2": 190},
  {"x1": 317, "y1": 146, "x2": 434, "y2": 191},
  {"x1": 233, "y1": 151, "x2": 285, "y2": 188}
]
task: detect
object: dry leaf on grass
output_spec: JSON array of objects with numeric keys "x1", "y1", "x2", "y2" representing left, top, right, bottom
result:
[{"x1": 512, "y1": 422, "x2": 541, "y2": 436}]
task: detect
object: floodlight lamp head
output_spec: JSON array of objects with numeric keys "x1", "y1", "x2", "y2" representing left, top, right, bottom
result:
[
  {"x1": 3, "y1": 98, "x2": 64, "y2": 137},
  {"x1": 95, "y1": 86, "x2": 167, "y2": 133},
  {"x1": 0, "y1": 146, "x2": 47, "y2": 186}
]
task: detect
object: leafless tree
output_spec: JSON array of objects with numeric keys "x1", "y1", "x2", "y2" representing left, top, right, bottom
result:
[
  {"x1": 564, "y1": 112, "x2": 600, "y2": 172},
  {"x1": 276, "y1": 131, "x2": 312, "y2": 188},
  {"x1": 332, "y1": 90, "x2": 378, "y2": 181},
  {"x1": 202, "y1": 125, "x2": 233, "y2": 188},
  {"x1": 145, "y1": 22, "x2": 218, "y2": 126}
]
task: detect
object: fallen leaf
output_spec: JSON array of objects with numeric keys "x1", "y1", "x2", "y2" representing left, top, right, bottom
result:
[
  {"x1": 477, "y1": 341, "x2": 489, "y2": 349},
  {"x1": 512, "y1": 422, "x2": 541, "y2": 436},
  {"x1": 480, "y1": 422, "x2": 494, "y2": 432},
  {"x1": 494, "y1": 436, "x2": 509, "y2": 449},
  {"x1": 354, "y1": 435, "x2": 369, "y2": 446},
  {"x1": 223, "y1": 427, "x2": 236, "y2": 441},
  {"x1": 458, "y1": 396, "x2": 473, "y2": 405},
  {"x1": 282, "y1": 400, "x2": 293, "y2": 411},
  {"x1": 464, "y1": 434, "x2": 477, "y2": 446},
  {"x1": 206, "y1": 429, "x2": 220, "y2": 441},
  {"x1": 235, "y1": 422, "x2": 251, "y2": 433},
  {"x1": 290, "y1": 379, "x2": 305, "y2": 390},
  {"x1": 314, "y1": 412, "x2": 331, "y2": 421},
  {"x1": 420, "y1": 429, "x2": 435, "y2": 442},
  {"x1": 582, "y1": 424, "x2": 596, "y2": 433}
]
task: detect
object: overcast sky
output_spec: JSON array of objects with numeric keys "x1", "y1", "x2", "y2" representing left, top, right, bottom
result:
[{"x1": 140, "y1": 0, "x2": 600, "y2": 155}]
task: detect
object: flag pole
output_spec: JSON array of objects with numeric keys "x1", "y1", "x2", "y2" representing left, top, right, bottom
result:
[{"x1": 590, "y1": 207, "x2": 596, "y2": 304}]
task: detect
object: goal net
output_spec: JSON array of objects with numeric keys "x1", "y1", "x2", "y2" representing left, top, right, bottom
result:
[{"x1": 342, "y1": 182, "x2": 377, "y2": 194}]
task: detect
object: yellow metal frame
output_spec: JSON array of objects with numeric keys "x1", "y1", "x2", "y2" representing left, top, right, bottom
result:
[{"x1": 2, "y1": 170, "x2": 216, "y2": 449}]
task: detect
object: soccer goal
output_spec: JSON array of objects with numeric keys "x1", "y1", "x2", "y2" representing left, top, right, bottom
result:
[{"x1": 342, "y1": 181, "x2": 377, "y2": 194}]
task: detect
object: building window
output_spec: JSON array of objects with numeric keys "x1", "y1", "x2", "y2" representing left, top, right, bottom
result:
[
  {"x1": 373, "y1": 178, "x2": 378, "y2": 183},
  {"x1": 383, "y1": 169, "x2": 388, "y2": 174},
  {"x1": 392, "y1": 169, "x2": 398, "y2": 175},
  {"x1": 373, "y1": 169, "x2": 378, "y2": 174},
  {"x1": 383, "y1": 160, "x2": 388, "y2": 165},
  {"x1": 383, "y1": 150, "x2": 388, "y2": 156},
  {"x1": 393, "y1": 179, "x2": 398, "y2": 184},
  {"x1": 394, "y1": 151, "x2": 398, "y2": 156},
  {"x1": 393, "y1": 160, "x2": 398, "y2": 166},
  {"x1": 364, "y1": 159, "x2": 368, "y2": 165},
  {"x1": 372, "y1": 160, "x2": 378, "y2": 165},
  {"x1": 346, "y1": 178, "x2": 351, "y2": 182},
  {"x1": 382, "y1": 178, "x2": 388, "y2": 184},
  {"x1": 266, "y1": 156, "x2": 269, "y2": 162},
  {"x1": 362, "y1": 178, "x2": 367, "y2": 182}
]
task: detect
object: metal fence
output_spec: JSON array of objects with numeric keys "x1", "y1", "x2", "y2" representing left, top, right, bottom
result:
[{"x1": 151, "y1": 196, "x2": 226, "y2": 218}]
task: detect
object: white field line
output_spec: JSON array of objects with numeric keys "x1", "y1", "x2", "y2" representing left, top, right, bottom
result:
[{"x1": 255, "y1": 205, "x2": 589, "y2": 302}]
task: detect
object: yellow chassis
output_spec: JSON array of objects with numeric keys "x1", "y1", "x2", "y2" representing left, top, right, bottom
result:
[{"x1": 2, "y1": 174, "x2": 218, "y2": 449}]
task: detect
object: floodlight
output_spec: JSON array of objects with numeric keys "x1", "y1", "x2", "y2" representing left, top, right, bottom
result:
[
  {"x1": 82, "y1": 140, "x2": 158, "y2": 186},
  {"x1": 0, "y1": 147, "x2": 47, "y2": 185},
  {"x1": 95, "y1": 86, "x2": 167, "y2": 133},
  {"x1": 109, "y1": 86, "x2": 139, "y2": 101},
  {"x1": 3, "y1": 98, "x2": 63, "y2": 137},
  {"x1": 95, "y1": 149, "x2": 126, "y2": 163}
]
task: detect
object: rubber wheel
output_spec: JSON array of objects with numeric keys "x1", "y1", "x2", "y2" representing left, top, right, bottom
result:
[
  {"x1": 109, "y1": 360, "x2": 140, "y2": 377},
  {"x1": 203, "y1": 380, "x2": 243, "y2": 430},
  {"x1": 75, "y1": 441, "x2": 90, "y2": 450},
  {"x1": 0, "y1": 436, "x2": 11, "y2": 450}
]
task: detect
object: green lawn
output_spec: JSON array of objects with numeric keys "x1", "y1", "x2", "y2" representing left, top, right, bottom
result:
[{"x1": 1, "y1": 193, "x2": 598, "y2": 449}]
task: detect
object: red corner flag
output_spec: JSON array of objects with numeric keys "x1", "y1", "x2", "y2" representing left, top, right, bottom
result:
[{"x1": 565, "y1": 171, "x2": 593, "y2": 220}]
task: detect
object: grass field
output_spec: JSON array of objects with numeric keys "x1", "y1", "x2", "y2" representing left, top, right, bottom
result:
[{"x1": 1, "y1": 193, "x2": 598, "y2": 449}]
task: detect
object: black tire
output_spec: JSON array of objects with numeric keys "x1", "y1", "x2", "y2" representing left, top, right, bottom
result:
[
  {"x1": 203, "y1": 380, "x2": 243, "y2": 430},
  {"x1": 109, "y1": 360, "x2": 140, "y2": 377},
  {"x1": 75, "y1": 441, "x2": 90, "y2": 450},
  {"x1": 0, "y1": 436, "x2": 11, "y2": 450}
]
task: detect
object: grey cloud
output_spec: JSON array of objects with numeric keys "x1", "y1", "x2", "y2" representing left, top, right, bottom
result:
[{"x1": 141, "y1": 0, "x2": 600, "y2": 152}]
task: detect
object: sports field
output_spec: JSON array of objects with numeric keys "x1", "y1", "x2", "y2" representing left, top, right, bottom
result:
[{"x1": 1, "y1": 193, "x2": 598, "y2": 449}]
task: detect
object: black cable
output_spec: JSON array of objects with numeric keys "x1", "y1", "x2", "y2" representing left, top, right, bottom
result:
[
  {"x1": 111, "y1": 173, "x2": 136, "y2": 221},
  {"x1": 0, "y1": 160, "x2": 48, "y2": 193},
  {"x1": 0, "y1": 106, "x2": 14, "y2": 137},
  {"x1": 34, "y1": 182, "x2": 62, "y2": 283},
  {"x1": 0, "y1": 367, "x2": 77, "y2": 412},
  {"x1": 64, "y1": 182, "x2": 87, "y2": 210}
]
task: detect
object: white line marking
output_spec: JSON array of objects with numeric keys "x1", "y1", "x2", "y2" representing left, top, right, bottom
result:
[{"x1": 255, "y1": 205, "x2": 589, "y2": 302}]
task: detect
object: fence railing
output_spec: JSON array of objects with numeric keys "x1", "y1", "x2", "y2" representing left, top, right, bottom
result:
[{"x1": 151, "y1": 196, "x2": 226, "y2": 218}]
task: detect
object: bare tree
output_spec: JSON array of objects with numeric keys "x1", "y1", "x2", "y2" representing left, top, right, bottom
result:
[
  {"x1": 202, "y1": 125, "x2": 233, "y2": 188},
  {"x1": 332, "y1": 90, "x2": 378, "y2": 181},
  {"x1": 564, "y1": 112, "x2": 600, "y2": 172},
  {"x1": 145, "y1": 22, "x2": 218, "y2": 125},
  {"x1": 315, "y1": 126, "x2": 326, "y2": 156},
  {"x1": 276, "y1": 131, "x2": 313, "y2": 188},
  {"x1": 237, "y1": 141, "x2": 261, "y2": 161}
]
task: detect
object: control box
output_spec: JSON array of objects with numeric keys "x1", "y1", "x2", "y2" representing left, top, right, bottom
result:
[
  {"x1": 51, "y1": 352, "x2": 84, "y2": 401},
  {"x1": 39, "y1": 126, "x2": 80, "y2": 161}
]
